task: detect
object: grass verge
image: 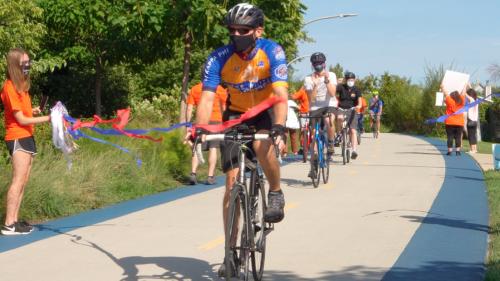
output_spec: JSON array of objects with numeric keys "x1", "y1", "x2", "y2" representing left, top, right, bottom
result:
[
  {"x1": 485, "y1": 170, "x2": 500, "y2": 280},
  {"x1": 0, "y1": 121, "x2": 217, "y2": 223}
]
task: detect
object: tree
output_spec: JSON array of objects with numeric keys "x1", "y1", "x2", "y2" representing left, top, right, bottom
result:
[
  {"x1": 330, "y1": 63, "x2": 344, "y2": 81},
  {"x1": 0, "y1": 0, "x2": 64, "y2": 79},
  {"x1": 169, "y1": 0, "x2": 228, "y2": 122},
  {"x1": 40, "y1": 0, "x2": 172, "y2": 115}
]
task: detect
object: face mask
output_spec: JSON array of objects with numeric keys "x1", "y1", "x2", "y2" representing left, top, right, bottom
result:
[
  {"x1": 230, "y1": 34, "x2": 256, "y2": 53},
  {"x1": 313, "y1": 64, "x2": 324, "y2": 73},
  {"x1": 347, "y1": 80, "x2": 355, "y2": 87},
  {"x1": 21, "y1": 61, "x2": 31, "y2": 76}
]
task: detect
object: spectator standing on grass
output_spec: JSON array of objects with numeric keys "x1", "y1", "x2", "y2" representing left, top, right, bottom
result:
[
  {"x1": 441, "y1": 84, "x2": 466, "y2": 156},
  {"x1": 1, "y1": 48, "x2": 51, "y2": 235},
  {"x1": 465, "y1": 88, "x2": 479, "y2": 153},
  {"x1": 185, "y1": 67, "x2": 227, "y2": 185}
]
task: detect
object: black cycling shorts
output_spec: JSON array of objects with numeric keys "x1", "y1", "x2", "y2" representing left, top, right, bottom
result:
[
  {"x1": 220, "y1": 109, "x2": 273, "y2": 173},
  {"x1": 5, "y1": 136, "x2": 37, "y2": 156}
]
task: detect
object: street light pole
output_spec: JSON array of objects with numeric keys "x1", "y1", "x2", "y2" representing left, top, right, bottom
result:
[
  {"x1": 303, "y1": 13, "x2": 358, "y2": 26},
  {"x1": 287, "y1": 54, "x2": 312, "y2": 67}
]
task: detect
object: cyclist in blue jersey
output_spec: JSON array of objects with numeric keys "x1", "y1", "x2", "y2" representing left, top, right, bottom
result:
[{"x1": 192, "y1": 3, "x2": 288, "y2": 276}]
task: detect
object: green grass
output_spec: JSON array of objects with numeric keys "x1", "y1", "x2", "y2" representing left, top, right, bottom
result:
[
  {"x1": 0, "y1": 120, "x2": 217, "y2": 223},
  {"x1": 485, "y1": 170, "x2": 500, "y2": 281}
]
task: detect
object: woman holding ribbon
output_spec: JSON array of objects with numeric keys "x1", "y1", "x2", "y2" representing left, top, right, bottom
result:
[{"x1": 1, "y1": 48, "x2": 50, "y2": 235}]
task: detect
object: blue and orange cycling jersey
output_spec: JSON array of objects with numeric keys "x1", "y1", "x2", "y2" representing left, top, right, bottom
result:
[{"x1": 202, "y1": 38, "x2": 288, "y2": 113}]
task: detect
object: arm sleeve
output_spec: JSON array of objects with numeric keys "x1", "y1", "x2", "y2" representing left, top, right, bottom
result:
[
  {"x1": 202, "y1": 46, "x2": 232, "y2": 92},
  {"x1": 329, "y1": 72, "x2": 338, "y2": 85},
  {"x1": 304, "y1": 77, "x2": 313, "y2": 91}
]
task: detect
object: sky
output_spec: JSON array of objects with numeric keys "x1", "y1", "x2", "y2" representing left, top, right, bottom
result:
[{"x1": 294, "y1": 0, "x2": 500, "y2": 85}]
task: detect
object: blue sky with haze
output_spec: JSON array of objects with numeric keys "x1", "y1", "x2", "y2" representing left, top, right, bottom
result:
[{"x1": 293, "y1": 0, "x2": 499, "y2": 84}]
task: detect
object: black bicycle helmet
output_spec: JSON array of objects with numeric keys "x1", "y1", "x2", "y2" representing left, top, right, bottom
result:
[
  {"x1": 344, "y1": 71, "x2": 356, "y2": 79},
  {"x1": 224, "y1": 3, "x2": 264, "y2": 28},
  {"x1": 310, "y1": 52, "x2": 326, "y2": 64}
]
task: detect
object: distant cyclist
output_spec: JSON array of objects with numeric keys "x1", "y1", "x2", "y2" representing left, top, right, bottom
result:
[
  {"x1": 369, "y1": 92, "x2": 384, "y2": 137},
  {"x1": 336, "y1": 71, "x2": 362, "y2": 159},
  {"x1": 303, "y1": 52, "x2": 337, "y2": 176}
]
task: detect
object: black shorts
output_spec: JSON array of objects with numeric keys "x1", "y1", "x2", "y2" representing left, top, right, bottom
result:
[
  {"x1": 5, "y1": 136, "x2": 37, "y2": 156},
  {"x1": 221, "y1": 109, "x2": 273, "y2": 172}
]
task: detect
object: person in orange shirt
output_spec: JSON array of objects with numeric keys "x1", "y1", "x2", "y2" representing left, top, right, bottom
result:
[
  {"x1": 441, "y1": 84, "x2": 466, "y2": 156},
  {"x1": 1, "y1": 48, "x2": 50, "y2": 235},
  {"x1": 186, "y1": 73, "x2": 227, "y2": 185},
  {"x1": 285, "y1": 87, "x2": 309, "y2": 156},
  {"x1": 356, "y1": 96, "x2": 368, "y2": 134}
]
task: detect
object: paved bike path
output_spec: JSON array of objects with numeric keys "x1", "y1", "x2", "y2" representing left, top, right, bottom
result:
[{"x1": 0, "y1": 134, "x2": 488, "y2": 280}]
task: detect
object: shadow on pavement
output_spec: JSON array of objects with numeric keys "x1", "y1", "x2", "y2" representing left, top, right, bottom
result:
[
  {"x1": 38, "y1": 225, "x2": 218, "y2": 281},
  {"x1": 401, "y1": 215, "x2": 490, "y2": 233},
  {"x1": 280, "y1": 177, "x2": 313, "y2": 188}
]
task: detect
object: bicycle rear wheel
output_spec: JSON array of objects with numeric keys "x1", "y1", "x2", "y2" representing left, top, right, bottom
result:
[
  {"x1": 225, "y1": 184, "x2": 250, "y2": 280},
  {"x1": 250, "y1": 176, "x2": 267, "y2": 281}
]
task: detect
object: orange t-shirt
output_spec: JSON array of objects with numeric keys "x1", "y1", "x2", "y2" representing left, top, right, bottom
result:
[
  {"x1": 1, "y1": 80, "x2": 34, "y2": 140},
  {"x1": 292, "y1": 87, "x2": 309, "y2": 113},
  {"x1": 356, "y1": 97, "x2": 368, "y2": 113},
  {"x1": 187, "y1": 83, "x2": 227, "y2": 122},
  {"x1": 444, "y1": 95, "x2": 465, "y2": 126}
]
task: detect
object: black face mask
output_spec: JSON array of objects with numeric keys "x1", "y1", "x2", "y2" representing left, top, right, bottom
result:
[
  {"x1": 21, "y1": 61, "x2": 31, "y2": 76},
  {"x1": 230, "y1": 34, "x2": 256, "y2": 53},
  {"x1": 313, "y1": 64, "x2": 324, "y2": 73}
]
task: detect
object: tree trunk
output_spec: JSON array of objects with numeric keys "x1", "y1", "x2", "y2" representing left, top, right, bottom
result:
[
  {"x1": 95, "y1": 56, "x2": 103, "y2": 116},
  {"x1": 179, "y1": 30, "x2": 192, "y2": 123}
]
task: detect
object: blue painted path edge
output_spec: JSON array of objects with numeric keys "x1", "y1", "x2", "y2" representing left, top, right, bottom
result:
[
  {"x1": 382, "y1": 136, "x2": 489, "y2": 281},
  {"x1": 0, "y1": 181, "x2": 222, "y2": 253}
]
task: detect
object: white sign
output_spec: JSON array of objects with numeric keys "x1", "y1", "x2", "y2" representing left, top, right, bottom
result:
[
  {"x1": 486, "y1": 85, "x2": 492, "y2": 102},
  {"x1": 442, "y1": 70, "x2": 470, "y2": 94},
  {"x1": 435, "y1": 92, "x2": 444, "y2": 106}
]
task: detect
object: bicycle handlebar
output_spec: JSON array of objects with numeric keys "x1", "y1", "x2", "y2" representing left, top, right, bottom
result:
[{"x1": 192, "y1": 131, "x2": 281, "y2": 161}]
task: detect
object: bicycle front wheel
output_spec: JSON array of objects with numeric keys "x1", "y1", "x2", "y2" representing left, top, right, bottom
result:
[
  {"x1": 321, "y1": 137, "x2": 330, "y2": 184},
  {"x1": 225, "y1": 184, "x2": 250, "y2": 280},
  {"x1": 250, "y1": 177, "x2": 267, "y2": 281}
]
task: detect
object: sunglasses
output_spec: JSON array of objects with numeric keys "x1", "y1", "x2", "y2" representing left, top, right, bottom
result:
[
  {"x1": 20, "y1": 60, "x2": 32, "y2": 66},
  {"x1": 228, "y1": 27, "x2": 253, "y2": 35}
]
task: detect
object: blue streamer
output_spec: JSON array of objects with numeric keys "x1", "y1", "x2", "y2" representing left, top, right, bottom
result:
[
  {"x1": 63, "y1": 114, "x2": 193, "y2": 167},
  {"x1": 425, "y1": 93, "x2": 500, "y2": 124}
]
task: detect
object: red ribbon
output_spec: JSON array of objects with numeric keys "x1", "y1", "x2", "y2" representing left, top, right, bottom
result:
[
  {"x1": 71, "y1": 108, "x2": 163, "y2": 142},
  {"x1": 193, "y1": 96, "x2": 287, "y2": 135}
]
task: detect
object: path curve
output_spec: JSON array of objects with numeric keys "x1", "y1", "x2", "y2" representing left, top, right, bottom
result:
[{"x1": 0, "y1": 134, "x2": 488, "y2": 281}]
